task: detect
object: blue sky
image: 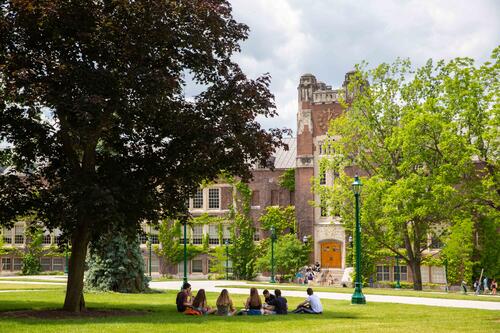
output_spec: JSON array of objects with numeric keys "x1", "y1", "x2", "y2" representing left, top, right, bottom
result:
[{"x1": 224, "y1": 0, "x2": 500, "y2": 134}]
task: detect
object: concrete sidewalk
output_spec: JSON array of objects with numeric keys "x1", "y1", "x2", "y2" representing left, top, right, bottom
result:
[{"x1": 150, "y1": 280, "x2": 500, "y2": 311}]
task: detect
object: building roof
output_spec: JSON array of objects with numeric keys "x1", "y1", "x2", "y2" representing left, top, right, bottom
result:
[{"x1": 273, "y1": 137, "x2": 296, "y2": 169}]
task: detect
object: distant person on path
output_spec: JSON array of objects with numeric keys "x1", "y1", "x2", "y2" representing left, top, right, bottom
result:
[
  {"x1": 292, "y1": 288, "x2": 323, "y2": 314},
  {"x1": 215, "y1": 289, "x2": 237, "y2": 316},
  {"x1": 483, "y1": 276, "x2": 489, "y2": 294},
  {"x1": 176, "y1": 282, "x2": 193, "y2": 312},
  {"x1": 315, "y1": 262, "x2": 321, "y2": 272},
  {"x1": 474, "y1": 279, "x2": 480, "y2": 295},
  {"x1": 491, "y1": 279, "x2": 497, "y2": 295},
  {"x1": 192, "y1": 289, "x2": 216, "y2": 315},
  {"x1": 461, "y1": 280, "x2": 468, "y2": 294},
  {"x1": 264, "y1": 289, "x2": 288, "y2": 315},
  {"x1": 296, "y1": 271, "x2": 304, "y2": 284},
  {"x1": 244, "y1": 287, "x2": 263, "y2": 315}
]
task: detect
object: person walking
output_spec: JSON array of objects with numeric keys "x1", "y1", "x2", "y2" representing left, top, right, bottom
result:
[
  {"x1": 474, "y1": 279, "x2": 481, "y2": 295},
  {"x1": 491, "y1": 279, "x2": 497, "y2": 296},
  {"x1": 483, "y1": 276, "x2": 489, "y2": 294}
]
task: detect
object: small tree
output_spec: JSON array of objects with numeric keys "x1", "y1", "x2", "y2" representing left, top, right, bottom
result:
[
  {"x1": 259, "y1": 206, "x2": 296, "y2": 235},
  {"x1": 85, "y1": 229, "x2": 149, "y2": 293},
  {"x1": 209, "y1": 246, "x2": 229, "y2": 278},
  {"x1": 22, "y1": 223, "x2": 43, "y2": 275},
  {"x1": 256, "y1": 234, "x2": 310, "y2": 280}
]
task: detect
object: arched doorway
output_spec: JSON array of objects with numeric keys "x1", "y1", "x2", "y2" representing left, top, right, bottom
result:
[{"x1": 320, "y1": 240, "x2": 342, "y2": 268}]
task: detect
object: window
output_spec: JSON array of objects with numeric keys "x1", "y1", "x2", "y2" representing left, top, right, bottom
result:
[
  {"x1": 42, "y1": 233, "x2": 52, "y2": 245},
  {"x1": 222, "y1": 225, "x2": 231, "y2": 244},
  {"x1": 209, "y1": 225, "x2": 219, "y2": 245},
  {"x1": 40, "y1": 258, "x2": 51, "y2": 271},
  {"x1": 151, "y1": 256, "x2": 160, "y2": 273},
  {"x1": 376, "y1": 265, "x2": 390, "y2": 281},
  {"x1": 393, "y1": 265, "x2": 408, "y2": 281},
  {"x1": 14, "y1": 225, "x2": 24, "y2": 244},
  {"x1": 251, "y1": 190, "x2": 260, "y2": 207},
  {"x1": 138, "y1": 233, "x2": 148, "y2": 244},
  {"x1": 319, "y1": 141, "x2": 334, "y2": 155},
  {"x1": 319, "y1": 170, "x2": 326, "y2": 185},
  {"x1": 1, "y1": 258, "x2": 11, "y2": 270},
  {"x1": 192, "y1": 259, "x2": 203, "y2": 273},
  {"x1": 253, "y1": 228, "x2": 260, "y2": 241},
  {"x1": 52, "y1": 258, "x2": 63, "y2": 271},
  {"x1": 13, "y1": 258, "x2": 22, "y2": 271},
  {"x1": 192, "y1": 225, "x2": 203, "y2": 245},
  {"x1": 149, "y1": 234, "x2": 159, "y2": 244},
  {"x1": 320, "y1": 198, "x2": 327, "y2": 217},
  {"x1": 192, "y1": 189, "x2": 203, "y2": 209},
  {"x1": 225, "y1": 259, "x2": 233, "y2": 274},
  {"x1": 2, "y1": 228, "x2": 12, "y2": 244},
  {"x1": 208, "y1": 188, "x2": 220, "y2": 209},
  {"x1": 271, "y1": 190, "x2": 279, "y2": 206}
]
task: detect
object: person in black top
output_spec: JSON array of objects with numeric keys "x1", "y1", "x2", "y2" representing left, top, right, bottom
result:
[
  {"x1": 264, "y1": 289, "x2": 288, "y2": 315},
  {"x1": 176, "y1": 282, "x2": 192, "y2": 312}
]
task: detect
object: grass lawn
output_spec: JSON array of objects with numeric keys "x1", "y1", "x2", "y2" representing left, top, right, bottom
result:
[
  {"x1": 0, "y1": 278, "x2": 67, "y2": 283},
  {"x1": 0, "y1": 283, "x2": 65, "y2": 291},
  {"x1": 219, "y1": 283, "x2": 500, "y2": 302},
  {"x1": 0, "y1": 290, "x2": 498, "y2": 333}
]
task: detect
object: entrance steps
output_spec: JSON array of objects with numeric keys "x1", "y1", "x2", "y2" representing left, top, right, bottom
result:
[{"x1": 310, "y1": 268, "x2": 346, "y2": 287}]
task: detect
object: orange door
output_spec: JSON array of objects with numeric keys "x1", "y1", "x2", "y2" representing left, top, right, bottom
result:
[{"x1": 321, "y1": 242, "x2": 342, "y2": 268}]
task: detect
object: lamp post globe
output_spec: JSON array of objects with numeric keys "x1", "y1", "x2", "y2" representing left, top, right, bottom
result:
[{"x1": 351, "y1": 175, "x2": 366, "y2": 304}]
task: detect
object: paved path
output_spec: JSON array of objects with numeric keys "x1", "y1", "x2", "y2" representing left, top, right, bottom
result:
[
  {"x1": 1, "y1": 276, "x2": 498, "y2": 311},
  {"x1": 150, "y1": 280, "x2": 500, "y2": 311}
]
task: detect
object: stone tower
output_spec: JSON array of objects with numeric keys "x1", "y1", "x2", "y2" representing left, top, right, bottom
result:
[{"x1": 296, "y1": 73, "x2": 346, "y2": 271}]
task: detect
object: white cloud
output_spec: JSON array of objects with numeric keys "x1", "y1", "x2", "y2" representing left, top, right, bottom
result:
[{"x1": 228, "y1": 0, "x2": 499, "y2": 135}]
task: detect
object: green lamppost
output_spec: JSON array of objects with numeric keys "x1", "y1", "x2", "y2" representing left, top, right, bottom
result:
[
  {"x1": 225, "y1": 239, "x2": 229, "y2": 280},
  {"x1": 351, "y1": 175, "x2": 366, "y2": 305},
  {"x1": 444, "y1": 258, "x2": 449, "y2": 293},
  {"x1": 148, "y1": 225, "x2": 152, "y2": 278},
  {"x1": 180, "y1": 215, "x2": 188, "y2": 284},
  {"x1": 270, "y1": 226, "x2": 276, "y2": 283},
  {"x1": 395, "y1": 255, "x2": 401, "y2": 289}
]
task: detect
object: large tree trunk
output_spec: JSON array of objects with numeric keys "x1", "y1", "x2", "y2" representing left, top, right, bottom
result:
[
  {"x1": 404, "y1": 224, "x2": 424, "y2": 291},
  {"x1": 63, "y1": 225, "x2": 90, "y2": 312},
  {"x1": 410, "y1": 260, "x2": 423, "y2": 291}
]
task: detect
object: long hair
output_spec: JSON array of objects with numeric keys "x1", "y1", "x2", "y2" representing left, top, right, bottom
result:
[
  {"x1": 249, "y1": 287, "x2": 262, "y2": 307},
  {"x1": 216, "y1": 289, "x2": 232, "y2": 306},
  {"x1": 192, "y1": 289, "x2": 206, "y2": 308}
]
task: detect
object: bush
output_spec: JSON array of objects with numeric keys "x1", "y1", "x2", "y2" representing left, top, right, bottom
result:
[{"x1": 85, "y1": 229, "x2": 149, "y2": 293}]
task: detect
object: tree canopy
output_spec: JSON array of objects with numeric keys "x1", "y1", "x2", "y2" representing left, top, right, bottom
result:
[
  {"x1": 320, "y1": 47, "x2": 499, "y2": 289},
  {"x1": 0, "y1": 0, "x2": 287, "y2": 311}
]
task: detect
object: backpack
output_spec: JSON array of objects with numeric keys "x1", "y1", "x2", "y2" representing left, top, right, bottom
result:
[{"x1": 184, "y1": 308, "x2": 202, "y2": 316}]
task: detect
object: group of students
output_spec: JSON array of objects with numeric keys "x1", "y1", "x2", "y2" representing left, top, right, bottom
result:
[{"x1": 176, "y1": 282, "x2": 323, "y2": 316}]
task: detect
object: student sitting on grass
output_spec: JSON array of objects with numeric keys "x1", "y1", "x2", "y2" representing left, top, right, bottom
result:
[
  {"x1": 292, "y1": 288, "x2": 323, "y2": 314},
  {"x1": 176, "y1": 282, "x2": 192, "y2": 313},
  {"x1": 215, "y1": 289, "x2": 237, "y2": 316},
  {"x1": 242, "y1": 287, "x2": 262, "y2": 315},
  {"x1": 192, "y1": 289, "x2": 216, "y2": 315},
  {"x1": 262, "y1": 289, "x2": 276, "y2": 311},
  {"x1": 264, "y1": 289, "x2": 288, "y2": 315}
]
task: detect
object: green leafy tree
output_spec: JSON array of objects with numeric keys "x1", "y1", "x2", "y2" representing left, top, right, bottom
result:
[
  {"x1": 259, "y1": 206, "x2": 296, "y2": 235},
  {"x1": 209, "y1": 245, "x2": 229, "y2": 278},
  {"x1": 255, "y1": 234, "x2": 310, "y2": 280},
  {"x1": 278, "y1": 168, "x2": 295, "y2": 192},
  {"x1": 0, "y1": 1, "x2": 286, "y2": 311},
  {"x1": 85, "y1": 228, "x2": 149, "y2": 293},
  {"x1": 21, "y1": 222, "x2": 43, "y2": 275},
  {"x1": 322, "y1": 50, "x2": 499, "y2": 290}
]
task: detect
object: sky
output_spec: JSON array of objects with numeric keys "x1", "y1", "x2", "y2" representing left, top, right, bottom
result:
[{"x1": 219, "y1": 0, "x2": 500, "y2": 134}]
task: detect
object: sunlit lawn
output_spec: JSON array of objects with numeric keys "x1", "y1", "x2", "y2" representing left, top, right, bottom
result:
[
  {"x1": 0, "y1": 283, "x2": 65, "y2": 291},
  {"x1": 0, "y1": 290, "x2": 498, "y2": 333},
  {"x1": 221, "y1": 283, "x2": 500, "y2": 302}
]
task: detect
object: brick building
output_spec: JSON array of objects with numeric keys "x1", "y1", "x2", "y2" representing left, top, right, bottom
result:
[{"x1": 0, "y1": 73, "x2": 446, "y2": 286}]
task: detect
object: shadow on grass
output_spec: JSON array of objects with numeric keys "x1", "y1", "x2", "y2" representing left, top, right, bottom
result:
[{"x1": 0, "y1": 299, "x2": 357, "y2": 326}]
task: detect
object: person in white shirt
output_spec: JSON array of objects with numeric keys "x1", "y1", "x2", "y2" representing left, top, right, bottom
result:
[{"x1": 292, "y1": 288, "x2": 323, "y2": 314}]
